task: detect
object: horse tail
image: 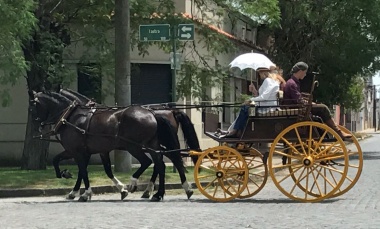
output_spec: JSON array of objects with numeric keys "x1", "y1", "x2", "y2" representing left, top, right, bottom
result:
[
  {"x1": 173, "y1": 110, "x2": 201, "y2": 165},
  {"x1": 155, "y1": 115, "x2": 185, "y2": 170}
]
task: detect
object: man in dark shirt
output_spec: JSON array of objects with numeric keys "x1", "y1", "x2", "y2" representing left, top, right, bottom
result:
[
  {"x1": 283, "y1": 62, "x2": 352, "y2": 139},
  {"x1": 283, "y1": 62, "x2": 307, "y2": 105}
]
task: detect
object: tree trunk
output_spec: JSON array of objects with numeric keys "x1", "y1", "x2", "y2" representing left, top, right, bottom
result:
[
  {"x1": 21, "y1": 107, "x2": 49, "y2": 170},
  {"x1": 114, "y1": 0, "x2": 132, "y2": 172}
]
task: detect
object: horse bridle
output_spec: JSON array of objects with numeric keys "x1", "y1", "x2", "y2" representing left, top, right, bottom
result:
[{"x1": 38, "y1": 101, "x2": 78, "y2": 135}]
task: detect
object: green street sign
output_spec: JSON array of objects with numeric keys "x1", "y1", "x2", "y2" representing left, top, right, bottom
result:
[
  {"x1": 178, "y1": 24, "x2": 194, "y2": 41},
  {"x1": 139, "y1": 24, "x2": 170, "y2": 41}
]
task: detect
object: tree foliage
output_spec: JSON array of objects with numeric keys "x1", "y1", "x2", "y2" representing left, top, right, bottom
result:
[
  {"x1": 271, "y1": 0, "x2": 380, "y2": 108},
  {"x1": 0, "y1": 0, "x2": 36, "y2": 106}
]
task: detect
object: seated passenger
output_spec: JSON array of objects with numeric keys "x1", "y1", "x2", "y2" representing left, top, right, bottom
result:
[
  {"x1": 283, "y1": 61, "x2": 352, "y2": 139},
  {"x1": 221, "y1": 68, "x2": 284, "y2": 138}
]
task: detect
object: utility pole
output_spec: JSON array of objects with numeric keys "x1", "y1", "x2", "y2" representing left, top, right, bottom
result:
[
  {"x1": 171, "y1": 25, "x2": 177, "y2": 173},
  {"x1": 374, "y1": 85, "x2": 377, "y2": 132},
  {"x1": 171, "y1": 25, "x2": 177, "y2": 102},
  {"x1": 114, "y1": 0, "x2": 132, "y2": 172}
]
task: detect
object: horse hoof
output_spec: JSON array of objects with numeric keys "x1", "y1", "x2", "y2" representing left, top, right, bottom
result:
[
  {"x1": 150, "y1": 193, "x2": 164, "y2": 202},
  {"x1": 121, "y1": 191, "x2": 128, "y2": 200},
  {"x1": 141, "y1": 191, "x2": 150, "y2": 199},
  {"x1": 78, "y1": 196, "x2": 88, "y2": 202},
  {"x1": 186, "y1": 190, "x2": 194, "y2": 199},
  {"x1": 66, "y1": 194, "x2": 76, "y2": 200},
  {"x1": 78, "y1": 194, "x2": 92, "y2": 202},
  {"x1": 150, "y1": 196, "x2": 163, "y2": 202},
  {"x1": 130, "y1": 186, "x2": 137, "y2": 193},
  {"x1": 61, "y1": 169, "x2": 73, "y2": 179}
]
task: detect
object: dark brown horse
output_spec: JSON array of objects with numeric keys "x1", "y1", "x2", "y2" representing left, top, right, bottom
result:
[
  {"x1": 56, "y1": 89, "x2": 200, "y2": 199},
  {"x1": 30, "y1": 91, "x2": 177, "y2": 201}
]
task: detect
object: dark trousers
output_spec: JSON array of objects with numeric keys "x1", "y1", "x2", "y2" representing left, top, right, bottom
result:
[
  {"x1": 311, "y1": 103, "x2": 332, "y2": 121},
  {"x1": 233, "y1": 105, "x2": 249, "y2": 131}
]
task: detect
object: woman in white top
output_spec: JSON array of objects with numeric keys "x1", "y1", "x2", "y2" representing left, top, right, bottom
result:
[{"x1": 222, "y1": 69, "x2": 284, "y2": 138}]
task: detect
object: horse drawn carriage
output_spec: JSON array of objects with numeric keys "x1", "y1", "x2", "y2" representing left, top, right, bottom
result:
[
  {"x1": 30, "y1": 76, "x2": 363, "y2": 203},
  {"x1": 30, "y1": 53, "x2": 363, "y2": 203}
]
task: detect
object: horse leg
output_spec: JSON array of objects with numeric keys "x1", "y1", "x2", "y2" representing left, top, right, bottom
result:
[
  {"x1": 150, "y1": 153, "x2": 166, "y2": 202},
  {"x1": 66, "y1": 172, "x2": 82, "y2": 200},
  {"x1": 141, "y1": 165, "x2": 158, "y2": 199},
  {"x1": 126, "y1": 150, "x2": 152, "y2": 193},
  {"x1": 53, "y1": 150, "x2": 73, "y2": 179},
  {"x1": 142, "y1": 159, "x2": 192, "y2": 199},
  {"x1": 167, "y1": 154, "x2": 193, "y2": 199},
  {"x1": 76, "y1": 153, "x2": 92, "y2": 202},
  {"x1": 99, "y1": 152, "x2": 128, "y2": 200}
]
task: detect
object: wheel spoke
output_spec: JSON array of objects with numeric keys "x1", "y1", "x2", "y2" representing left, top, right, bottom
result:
[
  {"x1": 202, "y1": 177, "x2": 218, "y2": 191},
  {"x1": 205, "y1": 154, "x2": 219, "y2": 168},
  {"x1": 310, "y1": 167, "x2": 323, "y2": 196},
  {"x1": 273, "y1": 150, "x2": 303, "y2": 160},
  {"x1": 294, "y1": 127, "x2": 307, "y2": 155},
  {"x1": 314, "y1": 142, "x2": 342, "y2": 158},
  {"x1": 312, "y1": 166, "x2": 339, "y2": 188},
  {"x1": 289, "y1": 167, "x2": 306, "y2": 195},
  {"x1": 312, "y1": 129, "x2": 329, "y2": 152},
  {"x1": 272, "y1": 161, "x2": 303, "y2": 171},
  {"x1": 277, "y1": 164, "x2": 303, "y2": 184},
  {"x1": 280, "y1": 137, "x2": 304, "y2": 156}
]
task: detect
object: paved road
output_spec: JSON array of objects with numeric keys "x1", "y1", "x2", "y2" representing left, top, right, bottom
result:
[{"x1": 1, "y1": 134, "x2": 380, "y2": 229}]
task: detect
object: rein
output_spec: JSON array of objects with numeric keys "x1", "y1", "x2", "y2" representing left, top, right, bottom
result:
[
  {"x1": 142, "y1": 102, "x2": 243, "y2": 111},
  {"x1": 35, "y1": 101, "x2": 78, "y2": 140}
]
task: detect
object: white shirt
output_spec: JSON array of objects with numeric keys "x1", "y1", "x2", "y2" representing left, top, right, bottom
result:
[{"x1": 250, "y1": 77, "x2": 279, "y2": 107}]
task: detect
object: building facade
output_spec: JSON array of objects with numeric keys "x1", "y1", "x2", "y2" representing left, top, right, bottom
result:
[{"x1": 0, "y1": 0, "x2": 270, "y2": 165}]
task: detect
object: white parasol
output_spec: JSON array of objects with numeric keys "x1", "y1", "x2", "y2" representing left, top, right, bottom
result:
[
  {"x1": 229, "y1": 52, "x2": 276, "y2": 96},
  {"x1": 229, "y1": 53, "x2": 275, "y2": 71}
]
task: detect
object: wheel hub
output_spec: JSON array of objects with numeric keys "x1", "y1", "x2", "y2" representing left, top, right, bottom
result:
[
  {"x1": 216, "y1": 171, "x2": 225, "y2": 178},
  {"x1": 303, "y1": 156, "x2": 314, "y2": 167}
]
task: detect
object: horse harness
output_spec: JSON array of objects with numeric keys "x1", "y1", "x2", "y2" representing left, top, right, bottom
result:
[{"x1": 37, "y1": 103, "x2": 172, "y2": 154}]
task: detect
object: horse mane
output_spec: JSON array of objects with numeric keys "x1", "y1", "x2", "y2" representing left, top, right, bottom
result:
[
  {"x1": 43, "y1": 91, "x2": 73, "y2": 105},
  {"x1": 62, "y1": 88, "x2": 92, "y2": 103}
]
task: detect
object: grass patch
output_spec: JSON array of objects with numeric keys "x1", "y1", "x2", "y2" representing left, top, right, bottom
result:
[{"x1": 0, "y1": 165, "x2": 198, "y2": 189}]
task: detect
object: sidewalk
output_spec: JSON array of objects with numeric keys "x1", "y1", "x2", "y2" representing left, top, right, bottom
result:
[
  {"x1": 0, "y1": 183, "x2": 185, "y2": 199},
  {"x1": 355, "y1": 128, "x2": 379, "y2": 135}
]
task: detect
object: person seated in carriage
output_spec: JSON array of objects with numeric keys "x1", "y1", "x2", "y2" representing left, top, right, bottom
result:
[
  {"x1": 283, "y1": 61, "x2": 352, "y2": 140},
  {"x1": 219, "y1": 67, "x2": 285, "y2": 138}
]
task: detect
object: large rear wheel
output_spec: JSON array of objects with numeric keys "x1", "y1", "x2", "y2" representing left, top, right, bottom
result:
[{"x1": 268, "y1": 121, "x2": 349, "y2": 202}]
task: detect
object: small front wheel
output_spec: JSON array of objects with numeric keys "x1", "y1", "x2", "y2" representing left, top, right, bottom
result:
[{"x1": 193, "y1": 146, "x2": 248, "y2": 202}]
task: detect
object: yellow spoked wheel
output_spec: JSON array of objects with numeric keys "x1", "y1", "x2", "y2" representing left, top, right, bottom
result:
[
  {"x1": 237, "y1": 148, "x2": 268, "y2": 199},
  {"x1": 268, "y1": 121, "x2": 349, "y2": 202},
  {"x1": 328, "y1": 125, "x2": 363, "y2": 198},
  {"x1": 193, "y1": 146, "x2": 248, "y2": 202}
]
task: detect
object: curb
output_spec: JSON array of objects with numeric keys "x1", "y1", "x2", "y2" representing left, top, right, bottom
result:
[{"x1": 0, "y1": 183, "x2": 186, "y2": 199}]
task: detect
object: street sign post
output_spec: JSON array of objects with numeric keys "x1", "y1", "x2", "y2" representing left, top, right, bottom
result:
[
  {"x1": 170, "y1": 52, "x2": 182, "y2": 70},
  {"x1": 178, "y1": 24, "x2": 194, "y2": 41},
  {"x1": 139, "y1": 24, "x2": 170, "y2": 41},
  {"x1": 138, "y1": 23, "x2": 195, "y2": 110}
]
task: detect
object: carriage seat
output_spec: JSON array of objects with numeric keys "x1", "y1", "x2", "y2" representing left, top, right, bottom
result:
[
  {"x1": 255, "y1": 108, "x2": 303, "y2": 117},
  {"x1": 249, "y1": 90, "x2": 303, "y2": 117}
]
